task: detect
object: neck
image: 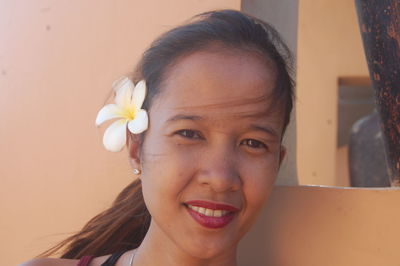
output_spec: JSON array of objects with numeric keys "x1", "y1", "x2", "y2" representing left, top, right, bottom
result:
[{"x1": 132, "y1": 220, "x2": 238, "y2": 266}]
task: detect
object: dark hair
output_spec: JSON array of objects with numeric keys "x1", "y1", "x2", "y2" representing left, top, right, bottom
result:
[
  {"x1": 44, "y1": 9, "x2": 295, "y2": 259},
  {"x1": 137, "y1": 9, "x2": 294, "y2": 134}
]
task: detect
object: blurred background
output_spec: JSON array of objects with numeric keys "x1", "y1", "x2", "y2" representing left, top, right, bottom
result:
[{"x1": 2, "y1": 0, "x2": 395, "y2": 265}]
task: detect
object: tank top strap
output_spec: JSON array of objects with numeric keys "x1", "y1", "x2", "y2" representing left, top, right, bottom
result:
[
  {"x1": 77, "y1": 255, "x2": 95, "y2": 266},
  {"x1": 100, "y1": 251, "x2": 126, "y2": 266}
]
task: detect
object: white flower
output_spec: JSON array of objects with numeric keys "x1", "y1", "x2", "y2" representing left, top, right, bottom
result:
[{"x1": 95, "y1": 77, "x2": 148, "y2": 152}]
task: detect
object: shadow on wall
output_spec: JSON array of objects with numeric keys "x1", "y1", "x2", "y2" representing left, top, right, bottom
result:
[{"x1": 337, "y1": 77, "x2": 390, "y2": 187}]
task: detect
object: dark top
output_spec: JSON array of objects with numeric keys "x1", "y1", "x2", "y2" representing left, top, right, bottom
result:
[
  {"x1": 77, "y1": 256, "x2": 94, "y2": 266},
  {"x1": 77, "y1": 251, "x2": 125, "y2": 266}
]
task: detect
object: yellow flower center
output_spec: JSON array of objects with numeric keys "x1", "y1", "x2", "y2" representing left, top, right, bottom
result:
[{"x1": 121, "y1": 105, "x2": 136, "y2": 120}]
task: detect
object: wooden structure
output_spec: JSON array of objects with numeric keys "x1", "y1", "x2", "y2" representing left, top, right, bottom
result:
[{"x1": 355, "y1": 0, "x2": 400, "y2": 186}]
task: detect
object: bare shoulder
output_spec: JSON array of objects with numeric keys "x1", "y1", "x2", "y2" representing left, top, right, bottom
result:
[
  {"x1": 19, "y1": 250, "x2": 135, "y2": 266},
  {"x1": 19, "y1": 255, "x2": 113, "y2": 266},
  {"x1": 19, "y1": 257, "x2": 78, "y2": 266}
]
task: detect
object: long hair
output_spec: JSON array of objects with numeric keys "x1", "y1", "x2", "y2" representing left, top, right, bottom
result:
[
  {"x1": 44, "y1": 9, "x2": 295, "y2": 258},
  {"x1": 41, "y1": 179, "x2": 150, "y2": 258}
]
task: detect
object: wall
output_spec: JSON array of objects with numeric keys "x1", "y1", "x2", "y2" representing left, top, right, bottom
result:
[
  {"x1": 242, "y1": 0, "x2": 369, "y2": 187},
  {"x1": 2, "y1": 1, "x2": 393, "y2": 265},
  {"x1": 239, "y1": 186, "x2": 400, "y2": 266},
  {"x1": 296, "y1": 0, "x2": 369, "y2": 186},
  {"x1": 241, "y1": 0, "x2": 299, "y2": 185},
  {"x1": 0, "y1": 1, "x2": 240, "y2": 265}
]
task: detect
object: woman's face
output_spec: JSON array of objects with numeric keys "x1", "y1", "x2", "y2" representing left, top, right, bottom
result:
[{"x1": 137, "y1": 48, "x2": 285, "y2": 259}]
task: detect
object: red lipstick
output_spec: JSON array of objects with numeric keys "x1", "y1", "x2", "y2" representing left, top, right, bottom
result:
[{"x1": 185, "y1": 200, "x2": 240, "y2": 229}]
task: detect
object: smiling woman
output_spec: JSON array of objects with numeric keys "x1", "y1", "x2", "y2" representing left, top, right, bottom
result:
[{"x1": 22, "y1": 9, "x2": 294, "y2": 266}]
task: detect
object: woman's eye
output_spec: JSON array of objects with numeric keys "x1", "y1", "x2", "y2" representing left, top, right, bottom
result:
[
  {"x1": 240, "y1": 139, "x2": 267, "y2": 149},
  {"x1": 176, "y1": 129, "x2": 203, "y2": 139}
]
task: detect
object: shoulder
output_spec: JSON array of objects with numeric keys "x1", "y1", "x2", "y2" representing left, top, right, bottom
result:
[
  {"x1": 19, "y1": 255, "x2": 113, "y2": 266},
  {"x1": 19, "y1": 258, "x2": 78, "y2": 266}
]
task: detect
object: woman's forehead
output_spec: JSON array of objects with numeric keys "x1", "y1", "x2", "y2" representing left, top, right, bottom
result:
[
  {"x1": 159, "y1": 50, "x2": 276, "y2": 108},
  {"x1": 149, "y1": 50, "x2": 283, "y2": 134}
]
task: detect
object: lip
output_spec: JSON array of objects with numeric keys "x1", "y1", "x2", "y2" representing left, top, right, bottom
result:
[{"x1": 184, "y1": 200, "x2": 240, "y2": 229}]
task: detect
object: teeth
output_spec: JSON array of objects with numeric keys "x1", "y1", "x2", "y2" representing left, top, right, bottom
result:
[
  {"x1": 213, "y1": 210, "x2": 222, "y2": 217},
  {"x1": 198, "y1": 207, "x2": 206, "y2": 215},
  {"x1": 187, "y1": 205, "x2": 229, "y2": 217}
]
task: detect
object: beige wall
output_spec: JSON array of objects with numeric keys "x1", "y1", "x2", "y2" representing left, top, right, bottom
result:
[
  {"x1": 239, "y1": 186, "x2": 400, "y2": 266},
  {"x1": 296, "y1": 0, "x2": 369, "y2": 186},
  {"x1": 2, "y1": 1, "x2": 396, "y2": 266},
  {"x1": 0, "y1": 1, "x2": 240, "y2": 265},
  {"x1": 242, "y1": 0, "x2": 299, "y2": 186}
]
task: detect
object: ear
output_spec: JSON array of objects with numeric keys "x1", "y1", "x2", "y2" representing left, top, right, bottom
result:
[
  {"x1": 127, "y1": 133, "x2": 141, "y2": 171},
  {"x1": 279, "y1": 145, "x2": 286, "y2": 166}
]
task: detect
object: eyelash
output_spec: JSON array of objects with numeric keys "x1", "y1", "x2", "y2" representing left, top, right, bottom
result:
[
  {"x1": 240, "y1": 139, "x2": 267, "y2": 150},
  {"x1": 175, "y1": 129, "x2": 267, "y2": 150},
  {"x1": 175, "y1": 129, "x2": 203, "y2": 139}
]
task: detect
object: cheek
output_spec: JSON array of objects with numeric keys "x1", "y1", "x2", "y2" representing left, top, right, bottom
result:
[
  {"x1": 244, "y1": 179, "x2": 272, "y2": 210},
  {"x1": 140, "y1": 139, "x2": 198, "y2": 207},
  {"x1": 241, "y1": 155, "x2": 280, "y2": 210},
  {"x1": 244, "y1": 177, "x2": 274, "y2": 210}
]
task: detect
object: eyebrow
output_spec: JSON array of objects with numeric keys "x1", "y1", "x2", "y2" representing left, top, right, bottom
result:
[
  {"x1": 249, "y1": 124, "x2": 280, "y2": 140},
  {"x1": 166, "y1": 114, "x2": 280, "y2": 139},
  {"x1": 166, "y1": 114, "x2": 204, "y2": 123}
]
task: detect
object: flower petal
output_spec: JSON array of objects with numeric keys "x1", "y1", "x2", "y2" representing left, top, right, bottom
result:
[
  {"x1": 95, "y1": 104, "x2": 122, "y2": 126},
  {"x1": 114, "y1": 77, "x2": 134, "y2": 108},
  {"x1": 132, "y1": 80, "x2": 146, "y2": 110},
  {"x1": 111, "y1": 76, "x2": 126, "y2": 88},
  {"x1": 128, "y1": 109, "x2": 148, "y2": 134},
  {"x1": 103, "y1": 119, "x2": 128, "y2": 152}
]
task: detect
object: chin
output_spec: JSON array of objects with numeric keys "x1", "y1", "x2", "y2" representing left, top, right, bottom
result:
[{"x1": 181, "y1": 237, "x2": 237, "y2": 260}]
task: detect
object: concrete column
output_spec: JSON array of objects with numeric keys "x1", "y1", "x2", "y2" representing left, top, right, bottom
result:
[{"x1": 242, "y1": 0, "x2": 299, "y2": 185}]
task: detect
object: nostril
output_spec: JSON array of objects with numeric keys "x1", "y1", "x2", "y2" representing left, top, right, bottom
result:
[{"x1": 196, "y1": 166, "x2": 241, "y2": 192}]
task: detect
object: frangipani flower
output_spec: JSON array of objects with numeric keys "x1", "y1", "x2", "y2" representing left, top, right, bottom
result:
[{"x1": 95, "y1": 77, "x2": 148, "y2": 152}]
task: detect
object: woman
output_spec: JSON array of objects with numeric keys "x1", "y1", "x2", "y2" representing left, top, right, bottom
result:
[{"x1": 23, "y1": 9, "x2": 294, "y2": 266}]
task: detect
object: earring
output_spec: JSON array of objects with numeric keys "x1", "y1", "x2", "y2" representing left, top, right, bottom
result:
[{"x1": 133, "y1": 168, "x2": 141, "y2": 175}]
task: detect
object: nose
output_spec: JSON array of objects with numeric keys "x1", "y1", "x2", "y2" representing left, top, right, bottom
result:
[{"x1": 197, "y1": 143, "x2": 242, "y2": 192}]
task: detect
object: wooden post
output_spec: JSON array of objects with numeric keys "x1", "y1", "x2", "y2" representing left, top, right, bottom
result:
[{"x1": 355, "y1": 0, "x2": 400, "y2": 186}]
